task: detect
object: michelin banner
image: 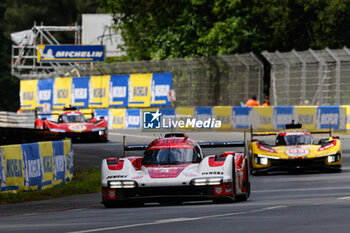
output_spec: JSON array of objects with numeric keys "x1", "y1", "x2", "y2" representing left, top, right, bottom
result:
[
  {"x1": 273, "y1": 106, "x2": 294, "y2": 129},
  {"x1": 22, "y1": 143, "x2": 42, "y2": 191},
  {"x1": 89, "y1": 75, "x2": 110, "y2": 108},
  {"x1": 315, "y1": 106, "x2": 342, "y2": 130},
  {"x1": 294, "y1": 106, "x2": 317, "y2": 130},
  {"x1": 37, "y1": 45, "x2": 104, "y2": 63},
  {"x1": 125, "y1": 109, "x2": 141, "y2": 128},
  {"x1": 110, "y1": 108, "x2": 126, "y2": 129},
  {"x1": 20, "y1": 73, "x2": 172, "y2": 110},
  {"x1": 128, "y1": 73, "x2": 152, "y2": 107},
  {"x1": 1, "y1": 145, "x2": 24, "y2": 192},
  {"x1": 71, "y1": 76, "x2": 90, "y2": 108},
  {"x1": 232, "y1": 107, "x2": 252, "y2": 129},
  {"x1": 37, "y1": 78, "x2": 54, "y2": 111},
  {"x1": 213, "y1": 106, "x2": 232, "y2": 130},
  {"x1": 109, "y1": 75, "x2": 129, "y2": 107},
  {"x1": 194, "y1": 107, "x2": 213, "y2": 129},
  {"x1": 53, "y1": 77, "x2": 72, "y2": 109},
  {"x1": 151, "y1": 73, "x2": 172, "y2": 106},
  {"x1": 0, "y1": 139, "x2": 73, "y2": 193},
  {"x1": 20, "y1": 79, "x2": 38, "y2": 110}
]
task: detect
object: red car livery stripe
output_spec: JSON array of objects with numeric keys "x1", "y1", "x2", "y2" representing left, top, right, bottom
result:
[{"x1": 146, "y1": 164, "x2": 190, "y2": 178}]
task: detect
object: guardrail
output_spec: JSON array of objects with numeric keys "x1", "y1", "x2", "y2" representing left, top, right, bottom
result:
[{"x1": 0, "y1": 111, "x2": 35, "y2": 128}]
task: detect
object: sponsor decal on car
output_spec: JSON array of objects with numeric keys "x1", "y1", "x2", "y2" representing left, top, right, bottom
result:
[
  {"x1": 215, "y1": 187, "x2": 223, "y2": 194},
  {"x1": 285, "y1": 148, "x2": 310, "y2": 157},
  {"x1": 68, "y1": 124, "x2": 87, "y2": 132},
  {"x1": 106, "y1": 175, "x2": 128, "y2": 179}
]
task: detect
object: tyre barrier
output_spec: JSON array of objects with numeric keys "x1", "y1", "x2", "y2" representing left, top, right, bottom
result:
[{"x1": 0, "y1": 139, "x2": 73, "y2": 192}]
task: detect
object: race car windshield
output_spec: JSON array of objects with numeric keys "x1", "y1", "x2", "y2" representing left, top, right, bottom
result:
[
  {"x1": 143, "y1": 148, "x2": 201, "y2": 165},
  {"x1": 276, "y1": 134, "x2": 313, "y2": 146},
  {"x1": 59, "y1": 114, "x2": 86, "y2": 123}
]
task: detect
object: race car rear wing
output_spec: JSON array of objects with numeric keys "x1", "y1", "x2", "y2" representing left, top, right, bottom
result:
[
  {"x1": 123, "y1": 135, "x2": 246, "y2": 156},
  {"x1": 250, "y1": 123, "x2": 332, "y2": 140},
  {"x1": 35, "y1": 106, "x2": 95, "y2": 118}
]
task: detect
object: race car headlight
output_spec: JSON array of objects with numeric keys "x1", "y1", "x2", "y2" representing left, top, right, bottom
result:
[
  {"x1": 91, "y1": 127, "x2": 105, "y2": 132},
  {"x1": 327, "y1": 153, "x2": 340, "y2": 163},
  {"x1": 99, "y1": 130, "x2": 108, "y2": 135},
  {"x1": 254, "y1": 154, "x2": 269, "y2": 165},
  {"x1": 254, "y1": 154, "x2": 278, "y2": 165},
  {"x1": 191, "y1": 177, "x2": 223, "y2": 186},
  {"x1": 50, "y1": 128, "x2": 66, "y2": 133},
  {"x1": 108, "y1": 180, "x2": 137, "y2": 189},
  {"x1": 260, "y1": 157, "x2": 268, "y2": 165}
]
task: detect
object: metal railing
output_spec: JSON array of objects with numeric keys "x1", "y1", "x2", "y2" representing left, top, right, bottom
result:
[
  {"x1": 60, "y1": 53, "x2": 264, "y2": 106},
  {"x1": 0, "y1": 112, "x2": 35, "y2": 128},
  {"x1": 262, "y1": 47, "x2": 350, "y2": 106}
]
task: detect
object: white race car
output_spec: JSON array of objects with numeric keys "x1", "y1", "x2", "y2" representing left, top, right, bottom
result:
[{"x1": 101, "y1": 133, "x2": 250, "y2": 207}]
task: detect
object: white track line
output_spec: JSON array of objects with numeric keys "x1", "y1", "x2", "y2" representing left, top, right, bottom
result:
[{"x1": 68, "y1": 205, "x2": 286, "y2": 233}]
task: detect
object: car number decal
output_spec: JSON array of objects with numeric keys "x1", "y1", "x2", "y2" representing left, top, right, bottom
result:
[
  {"x1": 68, "y1": 124, "x2": 87, "y2": 132},
  {"x1": 285, "y1": 148, "x2": 310, "y2": 157}
]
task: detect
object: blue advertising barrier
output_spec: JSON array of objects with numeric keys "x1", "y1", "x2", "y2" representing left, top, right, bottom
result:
[
  {"x1": 126, "y1": 109, "x2": 141, "y2": 129},
  {"x1": 94, "y1": 109, "x2": 110, "y2": 122},
  {"x1": 109, "y1": 75, "x2": 129, "y2": 107},
  {"x1": 194, "y1": 107, "x2": 213, "y2": 128},
  {"x1": 273, "y1": 106, "x2": 294, "y2": 129},
  {"x1": 151, "y1": 73, "x2": 172, "y2": 107},
  {"x1": 232, "y1": 107, "x2": 252, "y2": 129},
  {"x1": 37, "y1": 78, "x2": 54, "y2": 111},
  {"x1": 71, "y1": 76, "x2": 90, "y2": 108},
  {"x1": 316, "y1": 106, "x2": 341, "y2": 130},
  {"x1": 22, "y1": 143, "x2": 42, "y2": 191}
]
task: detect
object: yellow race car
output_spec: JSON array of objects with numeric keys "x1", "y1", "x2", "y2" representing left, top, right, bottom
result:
[{"x1": 249, "y1": 122, "x2": 342, "y2": 175}]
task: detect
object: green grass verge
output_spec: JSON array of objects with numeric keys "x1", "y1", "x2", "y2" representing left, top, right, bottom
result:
[{"x1": 0, "y1": 169, "x2": 101, "y2": 204}]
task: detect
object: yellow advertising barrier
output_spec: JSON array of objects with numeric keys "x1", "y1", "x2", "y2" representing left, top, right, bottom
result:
[
  {"x1": 294, "y1": 106, "x2": 317, "y2": 130},
  {"x1": 213, "y1": 106, "x2": 232, "y2": 130},
  {"x1": 175, "y1": 107, "x2": 194, "y2": 129},
  {"x1": 89, "y1": 75, "x2": 110, "y2": 108},
  {"x1": 63, "y1": 140, "x2": 73, "y2": 182},
  {"x1": 39, "y1": 141, "x2": 54, "y2": 190},
  {"x1": 1, "y1": 145, "x2": 24, "y2": 192},
  {"x1": 129, "y1": 73, "x2": 152, "y2": 107},
  {"x1": 53, "y1": 77, "x2": 72, "y2": 109},
  {"x1": 252, "y1": 107, "x2": 273, "y2": 130},
  {"x1": 20, "y1": 79, "x2": 38, "y2": 110},
  {"x1": 110, "y1": 108, "x2": 126, "y2": 129}
]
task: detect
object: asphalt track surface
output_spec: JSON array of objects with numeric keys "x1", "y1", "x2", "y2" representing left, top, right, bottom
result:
[{"x1": 1, "y1": 129, "x2": 350, "y2": 233}]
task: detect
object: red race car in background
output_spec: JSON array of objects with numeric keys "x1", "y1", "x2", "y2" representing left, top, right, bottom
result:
[{"x1": 35, "y1": 107, "x2": 108, "y2": 142}]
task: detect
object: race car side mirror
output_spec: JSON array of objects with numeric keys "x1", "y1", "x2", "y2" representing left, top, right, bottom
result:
[{"x1": 332, "y1": 135, "x2": 339, "y2": 139}]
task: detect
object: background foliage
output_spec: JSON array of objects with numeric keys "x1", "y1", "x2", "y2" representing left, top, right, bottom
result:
[
  {"x1": 99, "y1": 0, "x2": 350, "y2": 60},
  {"x1": 1, "y1": 0, "x2": 350, "y2": 110}
]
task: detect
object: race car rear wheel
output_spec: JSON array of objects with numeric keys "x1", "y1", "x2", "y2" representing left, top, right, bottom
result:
[{"x1": 239, "y1": 157, "x2": 250, "y2": 201}]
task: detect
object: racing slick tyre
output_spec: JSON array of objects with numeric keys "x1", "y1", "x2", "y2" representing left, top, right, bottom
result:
[{"x1": 238, "y1": 158, "x2": 250, "y2": 202}]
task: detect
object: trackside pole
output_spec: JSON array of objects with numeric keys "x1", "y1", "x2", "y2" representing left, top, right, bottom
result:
[{"x1": 123, "y1": 136, "x2": 126, "y2": 157}]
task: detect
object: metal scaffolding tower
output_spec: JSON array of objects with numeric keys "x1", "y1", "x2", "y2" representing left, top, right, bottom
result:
[{"x1": 11, "y1": 23, "x2": 82, "y2": 80}]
